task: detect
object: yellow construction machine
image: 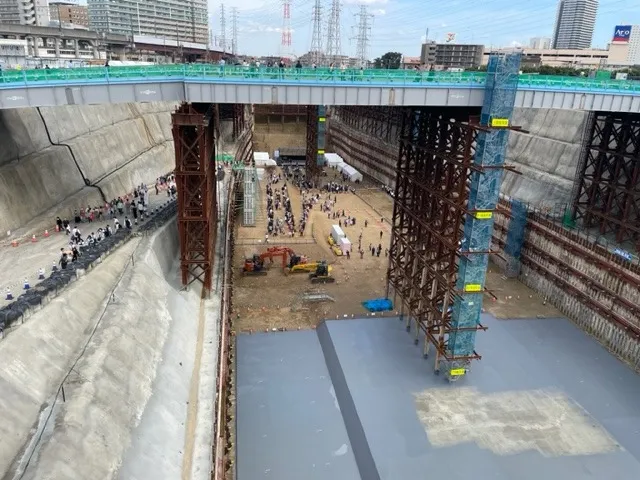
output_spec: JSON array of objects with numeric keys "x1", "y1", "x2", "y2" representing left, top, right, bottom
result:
[{"x1": 309, "y1": 261, "x2": 335, "y2": 284}]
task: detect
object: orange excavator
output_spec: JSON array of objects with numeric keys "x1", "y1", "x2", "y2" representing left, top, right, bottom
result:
[{"x1": 242, "y1": 246, "x2": 297, "y2": 275}]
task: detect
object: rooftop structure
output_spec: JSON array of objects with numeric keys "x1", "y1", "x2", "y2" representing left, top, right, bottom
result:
[{"x1": 529, "y1": 36, "x2": 552, "y2": 50}]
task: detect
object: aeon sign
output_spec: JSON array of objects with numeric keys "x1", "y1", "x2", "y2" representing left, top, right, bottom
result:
[{"x1": 613, "y1": 25, "x2": 632, "y2": 42}]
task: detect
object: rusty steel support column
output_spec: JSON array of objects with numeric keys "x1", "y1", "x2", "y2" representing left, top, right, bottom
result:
[
  {"x1": 573, "y1": 112, "x2": 640, "y2": 244},
  {"x1": 305, "y1": 105, "x2": 324, "y2": 184},
  {"x1": 386, "y1": 107, "x2": 482, "y2": 377},
  {"x1": 172, "y1": 103, "x2": 217, "y2": 290}
]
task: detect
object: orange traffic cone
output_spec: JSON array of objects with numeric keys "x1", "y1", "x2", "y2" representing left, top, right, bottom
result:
[
  {"x1": 44, "y1": 230, "x2": 50, "y2": 238},
  {"x1": 31, "y1": 235, "x2": 37, "y2": 243}
]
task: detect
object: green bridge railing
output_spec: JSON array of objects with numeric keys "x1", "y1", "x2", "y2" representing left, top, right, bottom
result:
[{"x1": 0, "y1": 64, "x2": 638, "y2": 92}]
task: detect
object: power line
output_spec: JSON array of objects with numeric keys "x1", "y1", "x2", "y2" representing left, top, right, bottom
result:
[
  {"x1": 220, "y1": 3, "x2": 227, "y2": 52},
  {"x1": 326, "y1": 0, "x2": 342, "y2": 64},
  {"x1": 353, "y1": 5, "x2": 373, "y2": 67},
  {"x1": 310, "y1": 0, "x2": 323, "y2": 64},
  {"x1": 231, "y1": 7, "x2": 239, "y2": 55}
]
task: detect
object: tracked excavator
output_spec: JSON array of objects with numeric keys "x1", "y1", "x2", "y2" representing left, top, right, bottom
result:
[
  {"x1": 308, "y1": 261, "x2": 335, "y2": 284},
  {"x1": 242, "y1": 246, "x2": 296, "y2": 276}
]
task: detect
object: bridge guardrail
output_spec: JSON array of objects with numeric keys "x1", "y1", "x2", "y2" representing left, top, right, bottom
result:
[{"x1": 0, "y1": 65, "x2": 639, "y2": 93}]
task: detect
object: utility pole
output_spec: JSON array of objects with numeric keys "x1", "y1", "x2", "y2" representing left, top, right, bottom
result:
[
  {"x1": 231, "y1": 7, "x2": 238, "y2": 55},
  {"x1": 220, "y1": 3, "x2": 227, "y2": 52},
  {"x1": 353, "y1": 5, "x2": 373, "y2": 68},
  {"x1": 310, "y1": 0, "x2": 323, "y2": 65},
  {"x1": 325, "y1": 0, "x2": 341, "y2": 65}
]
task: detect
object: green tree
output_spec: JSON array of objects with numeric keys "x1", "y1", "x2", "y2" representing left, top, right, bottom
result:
[{"x1": 374, "y1": 52, "x2": 402, "y2": 69}]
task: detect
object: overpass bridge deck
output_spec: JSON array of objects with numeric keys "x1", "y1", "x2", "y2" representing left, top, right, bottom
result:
[
  {"x1": 0, "y1": 65, "x2": 639, "y2": 110},
  {"x1": 1, "y1": 65, "x2": 639, "y2": 94}
]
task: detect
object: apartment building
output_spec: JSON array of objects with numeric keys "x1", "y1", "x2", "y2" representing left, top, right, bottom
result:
[
  {"x1": 49, "y1": 1, "x2": 89, "y2": 28},
  {"x1": 87, "y1": 0, "x2": 208, "y2": 45},
  {"x1": 0, "y1": 0, "x2": 49, "y2": 26}
]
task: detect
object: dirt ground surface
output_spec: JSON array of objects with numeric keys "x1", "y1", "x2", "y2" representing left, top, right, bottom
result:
[{"x1": 232, "y1": 168, "x2": 560, "y2": 332}]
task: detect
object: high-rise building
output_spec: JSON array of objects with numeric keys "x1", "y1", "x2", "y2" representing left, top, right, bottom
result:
[
  {"x1": 529, "y1": 37, "x2": 552, "y2": 49},
  {"x1": 87, "y1": 0, "x2": 208, "y2": 45},
  {"x1": 622, "y1": 25, "x2": 640, "y2": 65},
  {"x1": 49, "y1": 1, "x2": 89, "y2": 28},
  {"x1": 552, "y1": 0, "x2": 598, "y2": 50},
  {"x1": 0, "y1": 0, "x2": 50, "y2": 26}
]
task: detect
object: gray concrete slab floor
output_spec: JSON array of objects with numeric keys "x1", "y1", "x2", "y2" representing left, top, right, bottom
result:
[
  {"x1": 237, "y1": 330, "x2": 360, "y2": 480},
  {"x1": 326, "y1": 316, "x2": 640, "y2": 480}
]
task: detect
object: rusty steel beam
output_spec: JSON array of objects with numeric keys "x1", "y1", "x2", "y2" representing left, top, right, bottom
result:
[
  {"x1": 492, "y1": 234, "x2": 640, "y2": 338},
  {"x1": 386, "y1": 107, "x2": 483, "y2": 373},
  {"x1": 573, "y1": 112, "x2": 640, "y2": 244},
  {"x1": 493, "y1": 222, "x2": 640, "y2": 320},
  {"x1": 172, "y1": 103, "x2": 217, "y2": 290},
  {"x1": 497, "y1": 198, "x2": 640, "y2": 290}
]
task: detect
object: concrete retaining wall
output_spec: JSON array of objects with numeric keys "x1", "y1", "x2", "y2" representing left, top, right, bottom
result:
[
  {"x1": 0, "y1": 216, "x2": 211, "y2": 480},
  {"x1": 493, "y1": 212, "x2": 640, "y2": 370},
  {"x1": 328, "y1": 107, "x2": 587, "y2": 203},
  {"x1": 501, "y1": 108, "x2": 588, "y2": 205},
  {"x1": 0, "y1": 102, "x2": 178, "y2": 237},
  {"x1": 253, "y1": 122, "x2": 305, "y2": 156}
]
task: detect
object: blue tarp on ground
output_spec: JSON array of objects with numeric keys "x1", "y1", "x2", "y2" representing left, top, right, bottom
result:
[{"x1": 362, "y1": 298, "x2": 393, "y2": 312}]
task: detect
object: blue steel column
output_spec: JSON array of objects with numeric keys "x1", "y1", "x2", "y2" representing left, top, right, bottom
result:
[{"x1": 445, "y1": 53, "x2": 521, "y2": 379}]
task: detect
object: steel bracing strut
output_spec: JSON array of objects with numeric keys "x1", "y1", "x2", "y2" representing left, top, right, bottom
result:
[
  {"x1": 172, "y1": 103, "x2": 217, "y2": 290},
  {"x1": 573, "y1": 112, "x2": 640, "y2": 245}
]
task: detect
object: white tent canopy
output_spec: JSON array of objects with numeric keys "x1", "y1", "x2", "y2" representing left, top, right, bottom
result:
[
  {"x1": 324, "y1": 152, "x2": 345, "y2": 167},
  {"x1": 254, "y1": 152, "x2": 270, "y2": 162},
  {"x1": 255, "y1": 158, "x2": 277, "y2": 167},
  {"x1": 342, "y1": 164, "x2": 363, "y2": 182}
]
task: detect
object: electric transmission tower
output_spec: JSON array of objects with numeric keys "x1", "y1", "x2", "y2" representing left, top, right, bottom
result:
[
  {"x1": 231, "y1": 7, "x2": 239, "y2": 55},
  {"x1": 220, "y1": 4, "x2": 227, "y2": 52},
  {"x1": 281, "y1": 0, "x2": 292, "y2": 57},
  {"x1": 310, "y1": 0, "x2": 323, "y2": 65},
  {"x1": 325, "y1": 0, "x2": 341, "y2": 65},
  {"x1": 353, "y1": 5, "x2": 373, "y2": 68}
]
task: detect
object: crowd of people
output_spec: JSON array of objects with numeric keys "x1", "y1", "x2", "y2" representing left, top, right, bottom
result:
[
  {"x1": 265, "y1": 174, "x2": 297, "y2": 239},
  {"x1": 54, "y1": 176, "x2": 176, "y2": 270}
]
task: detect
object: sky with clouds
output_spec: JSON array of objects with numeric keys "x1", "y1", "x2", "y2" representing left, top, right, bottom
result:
[{"x1": 206, "y1": 0, "x2": 640, "y2": 59}]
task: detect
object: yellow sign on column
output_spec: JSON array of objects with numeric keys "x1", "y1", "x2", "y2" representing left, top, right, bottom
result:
[
  {"x1": 474, "y1": 211, "x2": 493, "y2": 220},
  {"x1": 491, "y1": 118, "x2": 510, "y2": 128},
  {"x1": 464, "y1": 284, "x2": 482, "y2": 292}
]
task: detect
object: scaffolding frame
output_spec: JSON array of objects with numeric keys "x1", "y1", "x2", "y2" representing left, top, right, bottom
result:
[
  {"x1": 386, "y1": 107, "x2": 483, "y2": 374},
  {"x1": 172, "y1": 103, "x2": 217, "y2": 290},
  {"x1": 572, "y1": 112, "x2": 640, "y2": 244}
]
